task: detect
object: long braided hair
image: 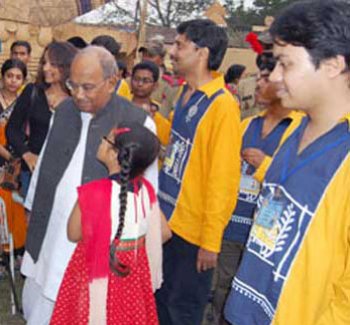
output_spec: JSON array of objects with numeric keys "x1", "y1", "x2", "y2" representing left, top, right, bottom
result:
[{"x1": 109, "y1": 122, "x2": 160, "y2": 276}]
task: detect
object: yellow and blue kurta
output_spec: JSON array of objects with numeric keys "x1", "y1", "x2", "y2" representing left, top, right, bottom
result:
[
  {"x1": 115, "y1": 79, "x2": 132, "y2": 101},
  {"x1": 224, "y1": 111, "x2": 302, "y2": 244},
  {"x1": 158, "y1": 74, "x2": 241, "y2": 253},
  {"x1": 225, "y1": 115, "x2": 350, "y2": 325}
]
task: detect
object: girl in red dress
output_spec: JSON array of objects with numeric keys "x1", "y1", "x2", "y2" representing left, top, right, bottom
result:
[{"x1": 50, "y1": 122, "x2": 160, "y2": 325}]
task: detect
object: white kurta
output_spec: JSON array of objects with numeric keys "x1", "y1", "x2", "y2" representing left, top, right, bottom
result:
[
  {"x1": 22, "y1": 112, "x2": 92, "y2": 300},
  {"x1": 21, "y1": 115, "x2": 158, "y2": 302}
]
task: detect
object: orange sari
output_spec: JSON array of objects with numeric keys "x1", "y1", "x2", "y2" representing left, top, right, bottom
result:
[{"x1": 0, "y1": 110, "x2": 27, "y2": 250}]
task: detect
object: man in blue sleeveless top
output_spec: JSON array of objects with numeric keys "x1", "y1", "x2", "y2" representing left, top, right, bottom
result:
[
  {"x1": 225, "y1": 1, "x2": 350, "y2": 324},
  {"x1": 204, "y1": 51, "x2": 302, "y2": 325},
  {"x1": 156, "y1": 19, "x2": 241, "y2": 325}
]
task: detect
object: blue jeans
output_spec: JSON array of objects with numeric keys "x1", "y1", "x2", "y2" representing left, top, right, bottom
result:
[{"x1": 156, "y1": 233, "x2": 213, "y2": 325}]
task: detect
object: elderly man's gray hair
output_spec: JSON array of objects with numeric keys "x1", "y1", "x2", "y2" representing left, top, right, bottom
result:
[{"x1": 77, "y1": 45, "x2": 118, "y2": 78}]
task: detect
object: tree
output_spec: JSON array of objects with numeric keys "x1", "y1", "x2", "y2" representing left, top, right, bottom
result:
[
  {"x1": 147, "y1": 0, "x2": 212, "y2": 27},
  {"x1": 225, "y1": 1, "x2": 261, "y2": 31},
  {"x1": 80, "y1": 0, "x2": 213, "y2": 28},
  {"x1": 253, "y1": 0, "x2": 296, "y2": 20}
]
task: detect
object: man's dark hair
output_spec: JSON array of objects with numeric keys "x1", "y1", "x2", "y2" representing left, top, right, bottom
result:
[
  {"x1": 67, "y1": 36, "x2": 87, "y2": 49},
  {"x1": 176, "y1": 19, "x2": 228, "y2": 71},
  {"x1": 91, "y1": 35, "x2": 121, "y2": 58},
  {"x1": 256, "y1": 53, "x2": 276, "y2": 73},
  {"x1": 270, "y1": 0, "x2": 350, "y2": 70},
  {"x1": 224, "y1": 64, "x2": 246, "y2": 84},
  {"x1": 10, "y1": 41, "x2": 32, "y2": 55},
  {"x1": 132, "y1": 61, "x2": 160, "y2": 82},
  {"x1": 117, "y1": 60, "x2": 128, "y2": 79}
]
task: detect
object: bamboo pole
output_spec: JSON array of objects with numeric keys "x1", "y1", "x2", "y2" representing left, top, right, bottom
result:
[{"x1": 136, "y1": 0, "x2": 148, "y2": 63}]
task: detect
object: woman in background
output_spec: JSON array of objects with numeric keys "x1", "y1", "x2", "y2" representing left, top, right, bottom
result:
[
  {"x1": 0, "y1": 58, "x2": 27, "y2": 276},
  {"x1": 224, "y1": 64, "x2": 246, "y2": 105},
  {"x1": 6, "y1": 41, "x2": 78, "y2": 199}
]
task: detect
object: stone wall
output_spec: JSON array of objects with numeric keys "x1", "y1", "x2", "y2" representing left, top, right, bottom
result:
[
  {"x1": 0, "y1": 20, "x2": 137, "y2": 78},
  {"x1": 0, "y1": 21, "x2": 257, "y2": 80}
]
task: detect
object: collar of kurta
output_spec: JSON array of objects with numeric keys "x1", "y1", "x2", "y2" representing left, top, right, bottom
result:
[
  {"x1": 181, "y1": 71, "x2": 225, "y2": 98},
  {"x1": 257, "y1": 109, "x2": 304, "y2": 121},
  {"x1": 340, "y1": 113, "x2": 350, "y2": 130}
]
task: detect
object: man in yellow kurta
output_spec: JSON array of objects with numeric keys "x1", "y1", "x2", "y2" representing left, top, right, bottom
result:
[
  {"x1": 156, "y1": 19, "x2": 241, "y2": 325},
  {"x1": 225, "y1": 1, "x2": 350, "y2": 324}
]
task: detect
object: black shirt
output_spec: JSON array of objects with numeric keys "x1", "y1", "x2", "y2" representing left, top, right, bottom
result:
[{"x1": 6, "y1": 83, "x2": 52, "y2": 157}]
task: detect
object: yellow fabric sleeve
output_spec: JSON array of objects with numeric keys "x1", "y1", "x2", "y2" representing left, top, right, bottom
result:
[
  {"x1": 116, "y1": 79, "x2": 132, "y2": 101},
  {"x1": 199, "y1": 95, "x2": 241, "y2": 252},
  {"x1": 254, "y1": 155, "x2": 273, "y2": 183},
  {"x1": 315, "y1": 240, "x2": 350, "y2": 324},
  {"x1": 153, "y1": 112, "x2": 172, "y2": 146},
  {"x1": 314, "y1": 195, "x2": 350, "y2": 325}
]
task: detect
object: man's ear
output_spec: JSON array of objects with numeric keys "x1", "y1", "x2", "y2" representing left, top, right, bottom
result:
[
  {"x1": 107, "y1": 74, "x2": 117, "y2": 93},
  {"x1": 321, "y1": 55, "x2": 347, "y2": 79},
  {"x1": 199, "y1": 47, "x2": 210, "y2": 67}
]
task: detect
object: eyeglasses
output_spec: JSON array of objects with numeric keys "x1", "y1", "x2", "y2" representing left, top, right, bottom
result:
[
  {"x1": 131, "y1": 77, "x2": 155, "y2": 85},
  {"x1": 102, "y1": 136, "x2": 115, "y2": 147},
  {"x1": 66, "y1": 79, "x2": 107, "y2": 93}
]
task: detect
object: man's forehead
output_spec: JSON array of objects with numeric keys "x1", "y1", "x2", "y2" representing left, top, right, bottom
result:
[
  {"x1": 13, "y1": 46, "x2": 28, "y2": 54},
  {"x1": 73, "y1": 53, "x2": 101, "y2": 68},
  {"x1": 175, "y1": 34, "x2": 190, "y2": 43},
  {"x1": 273, "y1": 42, "x2": 302, "y2": 59},
  {"x1": 71, "y1": 55, "x2": 103, "y2": 79},
  {"x1": 135, "y1": 69, "x2": 152, "y2": 75}
]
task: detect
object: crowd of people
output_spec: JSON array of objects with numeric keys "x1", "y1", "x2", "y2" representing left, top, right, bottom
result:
[{"x1": 0, "y1": 0, "x2": 350, "y2": 324}]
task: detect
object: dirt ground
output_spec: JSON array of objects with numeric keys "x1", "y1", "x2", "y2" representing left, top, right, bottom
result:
[{"x1": 0, "y1": 272, "x2": 25, "y2": 325}]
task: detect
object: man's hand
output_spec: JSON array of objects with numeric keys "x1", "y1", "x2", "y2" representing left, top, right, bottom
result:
[
  {"x1": 241, "y1": 148, "x2": 266, "y2": 169},
  {"x1": 22, "y1": 152, "x2": 38, "y2": 172},
  {"x1": 196, "y1": 248, "x2": 218, "y2": 273}
]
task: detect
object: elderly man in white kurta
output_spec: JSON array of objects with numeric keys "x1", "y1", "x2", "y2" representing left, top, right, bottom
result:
[{"x1": 20, "y1": 46, "x2": 158, "y2": 325}]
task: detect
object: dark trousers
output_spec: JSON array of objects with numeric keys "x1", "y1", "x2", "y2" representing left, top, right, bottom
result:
[
  {"x1": 202, "y1": 240, "x2": 244, "y2": 325},
  {"x1": 156, "y1": 233, "x2": 213, "y2": 325}
]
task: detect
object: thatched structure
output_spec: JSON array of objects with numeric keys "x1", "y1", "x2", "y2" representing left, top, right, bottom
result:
[{"x1": 0, "y1": 0, "x2": 110, "y2": 26}]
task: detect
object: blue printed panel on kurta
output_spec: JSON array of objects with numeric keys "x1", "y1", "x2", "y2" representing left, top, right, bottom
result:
[
  {"x1": 225, "y1": 118, "x2": 350, "y2": 325},
  {"x1": 158, "y1": 87, "x2": 223, "y2": 219},
  {"x1": 224, "y1": 116, "x2": 291, "y2": 244}
]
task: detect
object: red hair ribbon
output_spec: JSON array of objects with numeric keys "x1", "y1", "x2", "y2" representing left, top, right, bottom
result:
[
  {"x1": 245, "y1": 32, "x2": 264, "y2": 54},
  {"x1": 114, "y1": 127, "x2": 131, "y2": 136}
]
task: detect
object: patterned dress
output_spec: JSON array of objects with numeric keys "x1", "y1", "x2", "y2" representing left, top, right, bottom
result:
[{"x1": 50, "y1": 176, "x2": 159, "y2": 325}]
